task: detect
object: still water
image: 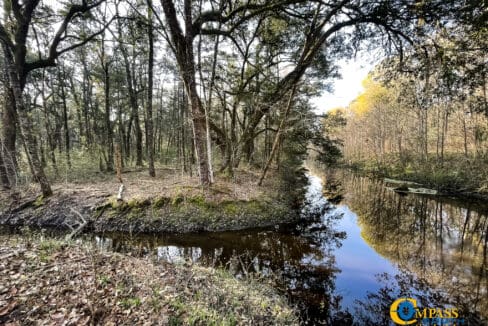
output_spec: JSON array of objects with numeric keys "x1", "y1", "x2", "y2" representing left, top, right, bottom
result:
[{"x1": 92, "y1": 169, "x2": 487, "y2": 324}]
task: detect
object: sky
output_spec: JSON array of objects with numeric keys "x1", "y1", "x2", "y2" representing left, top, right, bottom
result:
[{"x1": 312, "y1": 57, "x2": 375, "y2": 114}]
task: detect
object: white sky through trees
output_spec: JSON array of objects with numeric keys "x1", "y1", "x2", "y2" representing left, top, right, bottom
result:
[{"x1": 313, "y1": 57, "x2": 375, "y2": 114}]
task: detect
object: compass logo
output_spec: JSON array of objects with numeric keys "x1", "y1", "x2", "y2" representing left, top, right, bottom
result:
[
  {"x1": 390, "y1": 298, "x2": 419, "y2": 325},
  {"x1": 390, "y1": 297, "x2": 463, "y2": 325}
]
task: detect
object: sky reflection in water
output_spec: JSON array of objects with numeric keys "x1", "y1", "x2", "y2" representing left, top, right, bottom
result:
[{"x1": 91, "y1": 170, "x2": 488, "y2": 324}]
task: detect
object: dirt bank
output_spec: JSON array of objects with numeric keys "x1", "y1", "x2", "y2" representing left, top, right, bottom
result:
[
  {"x1": 0, "y1": 169, "x2": 304, "y2": 233},
  {"x1": 0, "y1": 191, "x2": 300, "y2": 234}
]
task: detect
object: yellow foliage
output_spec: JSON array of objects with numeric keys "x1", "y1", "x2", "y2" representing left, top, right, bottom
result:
[
  {"x1": 349, "y1": 75, "x2": 390, "y2": 116},
  {"x1": 327, "y1": 107, "x2": 346, "y2": 115}
]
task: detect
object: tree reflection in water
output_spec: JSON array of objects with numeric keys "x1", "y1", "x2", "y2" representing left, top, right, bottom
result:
[
  {"x1": 92, "y1": 175, "x2": 352, "y2": 324},
  {"x1": 94, "y1": 213, "x2": 350, "y2": 324},
  {"x1": 91, "y1": 169, "x2": 487, "y2": 324},
  {"x1": 320, "y1": 168, "x2": 488, "y2": 325},
  {"x1": 354, "y1": 270, "x2": 485, "y2": 326}
]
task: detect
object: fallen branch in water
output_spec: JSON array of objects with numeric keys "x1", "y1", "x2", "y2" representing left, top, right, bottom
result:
[{"x1": 65, "y1": 208, "x2": 88, "y2": 240}]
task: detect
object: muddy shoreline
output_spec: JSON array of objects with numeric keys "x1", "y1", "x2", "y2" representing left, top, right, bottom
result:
[{"x1": 0, "y1": 192, "x2": 304, "y2": 234}]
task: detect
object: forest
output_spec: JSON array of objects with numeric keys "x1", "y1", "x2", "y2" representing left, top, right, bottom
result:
[
  {"x1": 0, "y1": 0, "x2": 343, "y2": 196},
  {"x1": 0, "y1": 0, "x2": 487, "y2": 325},
  {"x1": 0, "y1": 0, "x2": 482, "y2": 197},
  {"x1": 326, "y1": 22, "x2": 488, "y2": 194}
]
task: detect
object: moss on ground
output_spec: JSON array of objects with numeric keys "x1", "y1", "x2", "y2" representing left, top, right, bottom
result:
[
  {"x1": 153, "y1": 196, "x2": 171, "y2": 209},
  {"x1": 94, "y1": 193, "x2": 294, "y2": 233},
  {"x1": 0, "y1": 168, "x2": 304, "y2": 234},
  {"x1": 33, "y1": 195, "x2": 47, "y2": 207}
]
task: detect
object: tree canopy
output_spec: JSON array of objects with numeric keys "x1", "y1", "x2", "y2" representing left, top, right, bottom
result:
[{"x1": 0, "y1": 0, "x2": 485, "y2": 195}]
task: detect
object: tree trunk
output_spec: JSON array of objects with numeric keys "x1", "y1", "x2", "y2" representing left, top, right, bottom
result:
[
  {"x1": 197, "y1": 11, "x2": 218, "y2": 183},
  {"x1": 59, "y1": 67, "x2": 71, "y2": 169},
  {"x1": 69, "y1": 75, "x2": 84, "y2": 146},
  {"x1": 40, "y1": 72, "x2": 58, "y2": 174},
  {"x1": 102, "y1": 54, "x2": 114, "y2": 171},
  {"x1": 81, "y1": 48, "x2": 92, "y2": 146},
  {"x1": 161, "y1": 0, "x2": 210, "y2": 186},
  {"x1": 186, "y1": 83, "x2": 209, "y2": 184},
  {"x1": 3, "y1": 45, "x2": 52, "y2": 196},
  {"x1": 179, "y1": 85, "x2": 188, "y2": 173},
  {"x1": 116, "y1": 88, "x2": 126, "y2": 168},
  {"x1": 133, "y1": 85, "x2": 143, "y2": 167},
  {"x1": 15, "y1": 88, "x2": 52, "y2": 196},
  {"x1": 0, "y1": 145, "x2": 10, "y2": 189},
  {"x1": 118, "y1": 32, "x2": 143, "y2": 167},
  {"x1": 462, "y1": 104, "x2": 468, "y2": 157},
  {"x1": 440, "y1": 106, "x2": 449, "y2": 163},
  {"x1": 146, "y1": 0, "x2": 156, "y2": 177},
  {"x1": 1, "y1": 15, "x2": 17, "y2": 188},
  {"x1": 115, "y1": 140, "x2": 124, "y2": 201},
  {"x1": 1, "y1": 85, "x2": 17, "y2": 186}
]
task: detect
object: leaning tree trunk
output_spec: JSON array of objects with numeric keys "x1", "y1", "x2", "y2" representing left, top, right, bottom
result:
[
  {"x1": 258, "y1": 86, "x2": 296, "y2": 186},
  {"x1": 1, "y1": 75, "x2": 18, "y2": 186},
  {"x1": 17, "y1": 104, "x2": 52, "y2": 196},
  {"x1": 3, "y1": 46, "x2": 52, "y2": 196}
]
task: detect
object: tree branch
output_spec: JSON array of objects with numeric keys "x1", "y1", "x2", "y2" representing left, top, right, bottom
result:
[
  {"x1": 24, "y1": 0, "x2": 107, "y2": 74},
  {"x1": 192, "y1": 0, "x2": 310, "y2": 37}
]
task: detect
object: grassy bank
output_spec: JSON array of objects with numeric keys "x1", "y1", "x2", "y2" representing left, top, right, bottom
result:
[
  {"x1": 0, "y1": 168, "x2": 306, "y2": 233},
  {"x1": 0, "y1": 234, "x2": 298, "y2": 325},
  {"x1": 94, "y1": 193, "x2": 294, "y2": 233},
  {"x1": 342, "y1": 155, "x2": 488, "y2": 198}
]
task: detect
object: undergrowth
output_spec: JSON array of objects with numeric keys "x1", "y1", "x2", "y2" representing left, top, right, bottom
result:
[{"x1": 343, "y1": 154, "x2": 488, "y2": 194}]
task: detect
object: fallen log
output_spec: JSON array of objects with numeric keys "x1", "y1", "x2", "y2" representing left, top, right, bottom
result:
[
  {"x1": 391, "y1": 187, "x2": 438, "y2": 195},
  {"x1": 9, "y1": 199, "x2": 36, "y2": 213},
  {"x1": 384, "y1": 178, "x2": 422, "y2": 186}
]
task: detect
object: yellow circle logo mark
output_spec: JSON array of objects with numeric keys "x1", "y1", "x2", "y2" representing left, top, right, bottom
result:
[{"x1": 390, "y1": 298, "x2": 418, "y2": 325}]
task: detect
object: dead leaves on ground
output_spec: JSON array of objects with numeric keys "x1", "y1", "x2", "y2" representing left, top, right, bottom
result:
[
  {"x1": 0, "y1": 241, "x2": 175, "y2": 325},
  {"x1": 0, "y1": 237, "x2": 298, "y2": 325}
]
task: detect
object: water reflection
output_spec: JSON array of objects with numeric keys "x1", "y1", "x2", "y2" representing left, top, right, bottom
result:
[
  {"x1": 89, "y1": 169, "x2": 487, "y2": 324},
  {"x1": 96, "y1": 232, "x2": 341, "y2": 323},
  {"x1": 320, "y1": 168, "x2": 488, "y2": 324},
  {"x1": 91, "y1": 176, "x2": 347, "y2": 324},
  {"x1": 354, "y1": 270, "x2": 486, "y2": 326}
]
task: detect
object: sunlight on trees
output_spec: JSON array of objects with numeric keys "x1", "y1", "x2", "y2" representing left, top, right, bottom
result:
[{"x1": 0, "y1": 0, "x2": 484, "y2": 195}]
